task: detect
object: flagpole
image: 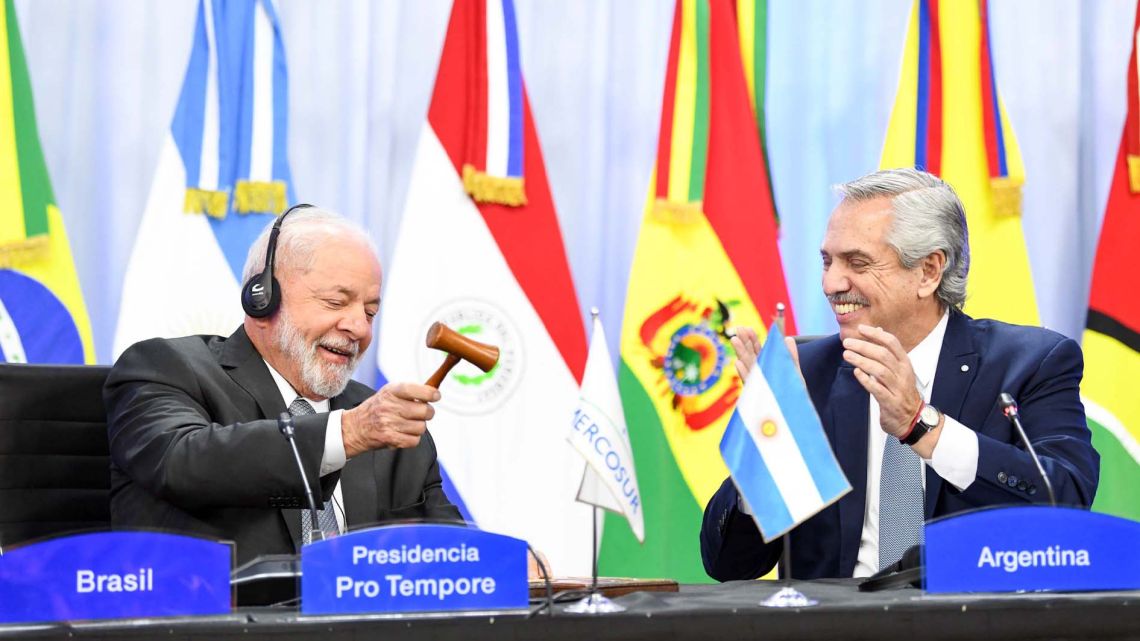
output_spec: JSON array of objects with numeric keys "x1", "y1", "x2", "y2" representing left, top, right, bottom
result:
[
  {"x1": 781, "y1": 531, "x2": 792, "y2": 581},
  {"x1": 777, "y1": 300, "x2": 792, "y2": 582},
  {"x1": 759, "y1": 302, "x2": 817, "y2": 609},
  {"x1": 564, "y1": 307, "x2": 625, "y2": 614},
  {"x1": 591, "y1": 505, "x2": 600, "y2": 594},
  {"x1": 589, "y1": 306, "x2": 601, "y2": 597}
]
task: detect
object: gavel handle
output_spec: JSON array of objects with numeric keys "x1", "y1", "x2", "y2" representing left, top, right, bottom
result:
[{"x1": 425, "y1": 353, "x2": 462, "y2": 389}]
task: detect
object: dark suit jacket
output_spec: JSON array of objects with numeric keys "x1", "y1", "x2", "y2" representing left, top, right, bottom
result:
[
  {"x1": 701, "y1": 311, "x2": 1099, "y2": 580},
  {"x1": 105, "y1": 327, "x2": 460, "y2": 565}
]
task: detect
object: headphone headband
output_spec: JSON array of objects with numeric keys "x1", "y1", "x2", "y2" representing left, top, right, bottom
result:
[{"x1": 240, "y1": 203, "x2": 314, "y2": 318}]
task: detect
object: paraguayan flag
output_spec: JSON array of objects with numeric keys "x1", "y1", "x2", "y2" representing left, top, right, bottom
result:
[
  {"x1": 377, "y1": 0, "x2": 593, "y2": 574},
  {"x1": 719, "y1": 324, "x2": 850, "y2": 542}
]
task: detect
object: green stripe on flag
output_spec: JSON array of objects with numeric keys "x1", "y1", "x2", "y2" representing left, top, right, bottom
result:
[
  {"x1": 751, "y1": 0, "x2": 768, "y2": 148},
  {"x1": 1089, "y1": 418, "x2": 1140, "y2": 521},
  {"x1": 687, "y1": 0, "x2": 710, "y2": 203},
  {"x1": 598, "y1": 360, "x2": 711, "y2": 583},
  {"x1": 6, "y1": 0, "x2": 52, "y2": 237}
]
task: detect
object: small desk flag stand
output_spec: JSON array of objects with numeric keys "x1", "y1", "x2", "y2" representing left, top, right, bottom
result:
[
  {"x1": 757, "y1": 304, "x2": 818, "y2": 609},
  {"x1": 565, "y1": 308, "x2": 627, "y2": 614},
  {"x1": 563, "y1": 504, "x2": 626, "y2": 614}
]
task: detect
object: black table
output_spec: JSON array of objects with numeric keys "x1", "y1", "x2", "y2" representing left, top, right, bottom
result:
[{"x1": 1, "y1": 580, "x2": 1136, "y2": 640}]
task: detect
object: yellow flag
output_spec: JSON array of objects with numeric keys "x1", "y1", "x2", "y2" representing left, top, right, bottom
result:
[
  {"x1": 881, "y1": 0, "x2": 1037, "y2": 324},
  {"x1": 0, "y1": 0, "x2": 93, "y2": 364}
]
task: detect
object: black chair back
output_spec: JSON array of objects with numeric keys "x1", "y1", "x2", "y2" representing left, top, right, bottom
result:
[{"x1": 0, "y1": 364, "x2": 111, "y2": 547}]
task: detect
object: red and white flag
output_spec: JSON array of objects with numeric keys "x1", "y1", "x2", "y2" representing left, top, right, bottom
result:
[{"x1": 378, "y1": 0, "x2": 592, "y2": 573}]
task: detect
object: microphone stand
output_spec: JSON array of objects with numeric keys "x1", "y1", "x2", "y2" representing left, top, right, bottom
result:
[
  {"x1": 998, "y1": 393, "x2": 1057, "y2": 506},
  {"x1": 278, "y1": 412, "x2": 323, "y2": 542}
]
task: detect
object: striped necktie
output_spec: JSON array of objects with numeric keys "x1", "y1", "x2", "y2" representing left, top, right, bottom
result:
[{"x1": 289, "y1": 397, "x2": 339, "y2": 544}]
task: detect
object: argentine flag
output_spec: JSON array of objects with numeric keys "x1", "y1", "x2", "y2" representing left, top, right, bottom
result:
[
  {"x1": 114, "y1": 0, "x2": 293, "y2": 355},
  {"x1": 719, "y1": 325, "x2": 850, "y2": 542}
]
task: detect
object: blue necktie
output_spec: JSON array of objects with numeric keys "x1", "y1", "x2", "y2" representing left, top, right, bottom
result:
[
  {"x1": 289, "y1": 397, "x2": 339, "y2": 544},
  {"x1": 878, "y1": 435, "x2": 924, "y2": 570}
]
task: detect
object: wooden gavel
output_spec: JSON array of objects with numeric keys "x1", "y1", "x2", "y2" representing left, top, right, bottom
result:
[{"x1": 423, "y1": 322, "x2": 501, "y2": 388}]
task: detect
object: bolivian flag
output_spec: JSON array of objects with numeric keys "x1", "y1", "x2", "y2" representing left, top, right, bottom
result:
[
  {"x1": 0, "y1": 0, "x2": 93, "y2": 364},
  {"x1": 881, "y1": 0, "x2": 1037, "y2": 325},
  {"x1": 606, "y1": 0, "x2": 795, "y2": 582},
  {"x1": 1081, "y1": 4, "x2": 1140, "y2": 522}
]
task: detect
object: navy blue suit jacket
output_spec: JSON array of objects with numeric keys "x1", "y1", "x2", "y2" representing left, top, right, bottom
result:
[{"x1": 700, "y1": 311, "x2": 1099, "y2": 580}]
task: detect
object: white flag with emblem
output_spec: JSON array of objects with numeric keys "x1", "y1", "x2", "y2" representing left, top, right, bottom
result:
[
  {"x1": 377, "y1": 0, "x2": 593, "y2": 574},
  {"x1": 569, "y1": 314, "x2": 645, "y2": 542}
]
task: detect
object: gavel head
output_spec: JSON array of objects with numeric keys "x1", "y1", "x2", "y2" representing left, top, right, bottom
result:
[{"x1": 425, "y1": 322, "x2": 500, "y2": 373}]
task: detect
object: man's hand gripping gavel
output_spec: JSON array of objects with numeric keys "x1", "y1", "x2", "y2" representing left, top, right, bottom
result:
[{"x1": 341, "y1": 323, "x2": 500, "y2": 457}]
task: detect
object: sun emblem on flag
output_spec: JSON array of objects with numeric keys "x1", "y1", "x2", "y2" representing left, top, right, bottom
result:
[{"x1": 760, "y1": 419, "x2": 778, "y2": 438}]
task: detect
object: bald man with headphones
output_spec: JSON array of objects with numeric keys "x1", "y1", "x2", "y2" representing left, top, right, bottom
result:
[{"x1": 105, "y1": 205, "x2": 460, "y2": 566}]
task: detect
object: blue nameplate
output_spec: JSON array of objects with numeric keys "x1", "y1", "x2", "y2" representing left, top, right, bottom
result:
[
  {"x1": 301, "y1": 524, "x2": 528, "y2": 615},
  {"x1": 0, "y1": 531, "x2": 232, "y2": 623},
  {"x1": 924, "y1": 506, "x2": 1140, "y2": 593}
]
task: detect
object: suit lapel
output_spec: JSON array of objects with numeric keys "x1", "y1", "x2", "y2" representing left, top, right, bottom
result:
[
  {"x1": 927, "y1": 312, "x2": 978, "y2": 519},
  {"x1": 829, "y1": 363, "x2": 869, "y2": 575},
  {"x1": 219, "y1": 326, "x2": 287, "y2": 420},
  {"x1": 219, "y1": 327, "x2": 302, "y2": 547}
]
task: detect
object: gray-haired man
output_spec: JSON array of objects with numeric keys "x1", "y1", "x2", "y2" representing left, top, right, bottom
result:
[{"x1": 701, "y1": 168, "x2": 1099, "y2": 581}]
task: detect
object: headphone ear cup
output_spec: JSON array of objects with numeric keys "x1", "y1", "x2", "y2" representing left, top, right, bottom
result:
[{"x1": 241, "y1": 273, "x2": 281, "y2": 318}]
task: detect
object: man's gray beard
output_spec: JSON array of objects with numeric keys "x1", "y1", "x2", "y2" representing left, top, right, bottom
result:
[{"x1": 274, "y1": 311, "x2": 358, "y2": 398}]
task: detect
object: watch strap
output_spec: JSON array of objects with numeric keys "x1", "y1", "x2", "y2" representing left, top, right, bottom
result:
[{"x1": 897, "y1": 401, "x2": 926, "y2": 445}]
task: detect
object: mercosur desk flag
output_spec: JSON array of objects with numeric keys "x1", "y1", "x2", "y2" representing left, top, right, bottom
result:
[
  {"x1": 719, "y1": 325, "x2": 849, "y2": 541},
  {"x1": 570, "y1": 314, "x2": 645, "y2": 543},
  {"x1": 378, "y1": 0, "x2": 592, "y2": 574},
  {"x1": 114, "y1": 0, "x2": 294, "y2": 355},
  {"x1": 0, "y1": 0, "x2": 94, "y2": 364}
]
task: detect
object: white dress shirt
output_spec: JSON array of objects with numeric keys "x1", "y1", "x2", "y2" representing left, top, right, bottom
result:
[
  {"x1": 852, "y1": 311, "x2": 979, "y2": 577},
  {"x1": 264, "y1": 362, "x2": 348, "y2": 533},
  {"x1": 735, "y1": 313, "x2": 981, "y2": 577}
]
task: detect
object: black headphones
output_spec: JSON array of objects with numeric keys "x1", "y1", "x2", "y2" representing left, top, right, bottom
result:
[{"x1": 240, "y1": 203, "x2": 314, "y2": 318}]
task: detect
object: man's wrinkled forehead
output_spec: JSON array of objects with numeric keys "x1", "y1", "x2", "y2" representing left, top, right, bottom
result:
[{"x1": 821, "y1": 198, "x2": 895, "y2": 248}]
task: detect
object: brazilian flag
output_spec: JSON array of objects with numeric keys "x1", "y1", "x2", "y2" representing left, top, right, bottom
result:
[{"x1": 0, "y1": 0, "x2": 93, "y2": 364}]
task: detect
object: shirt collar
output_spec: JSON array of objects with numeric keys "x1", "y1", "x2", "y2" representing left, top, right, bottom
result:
[
  {"x1": 263, "y1": 359, "x2": 330, "y2": 413},
  {"x1": 907, "y1": 310, "x2": 950, "y2": 393}
]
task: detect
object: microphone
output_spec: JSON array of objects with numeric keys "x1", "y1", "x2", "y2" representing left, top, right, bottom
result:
[
  {"x1": 277, "y1": 412, "x2": 324, "y2": 542},
  {"x1": 997, "y1": 393, "x2": 1057, "y2": 507},
  {"x1": 858, "y1": 544, "x2": 923, "y2": 591}
]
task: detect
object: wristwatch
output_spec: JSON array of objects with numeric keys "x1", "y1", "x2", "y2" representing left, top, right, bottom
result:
[{"x1": 901, "y1": 402, "x2": 941, "y2": 446}]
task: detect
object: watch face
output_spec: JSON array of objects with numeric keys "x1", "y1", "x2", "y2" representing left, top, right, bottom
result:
[{"x1": 920, "y1": 404, "x2": 940, "y2": 426}]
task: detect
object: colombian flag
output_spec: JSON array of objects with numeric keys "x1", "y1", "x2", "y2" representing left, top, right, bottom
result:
[
  {"x1": 607, "y1": 0, "x2": 795, "y2": 582},
  {"x1": 881, "y1": 0, "x2": 1037, "y2": 325},
  {"x1": 1082, "y1": 2, "x2": 1140, "y2": 522},
  {"x1": 0, "y1": 0, "x2": 93, "y2": 365}
]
